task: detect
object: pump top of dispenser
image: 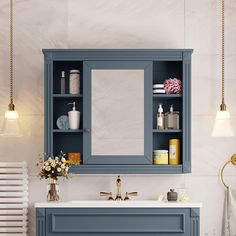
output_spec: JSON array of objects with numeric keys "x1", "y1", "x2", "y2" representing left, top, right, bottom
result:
[
  {"x1": 61, "y1": 71, "x2": 65, "y2": 77},
  {"x1": 169, "y1": 104, "x2": 179, "y2": 114},
  {"x1": 68, "y1": 102, "x2": 77, "y2": 111},
  {"x1": 158, "y1": 104, "x2": 163, "y2": 113}
]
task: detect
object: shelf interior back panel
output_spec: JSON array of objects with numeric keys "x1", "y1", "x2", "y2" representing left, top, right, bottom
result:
[
  {"x1": 53, "y1": 99, "x2": 83, "y2": 130},
  {"x1": 152, "y1": 100, "x2": 182, "y2": 130},
  {"x1": 53, "y1": 133, "x2": 83, "y2": 159},
  {"x1": 153, "y1": 61, "x2": 183, "y2": 84},
  {"x1": 53, "y1": 61, "x2": 83, "y2": 94},
  {"x1": 153, "y1": 133, "x2": 183, "y2": 164}
]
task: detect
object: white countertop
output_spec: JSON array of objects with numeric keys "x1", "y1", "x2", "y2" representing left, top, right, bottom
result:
[{"x1": 35, "y1": 200, "x2": 202, "y2": 208}]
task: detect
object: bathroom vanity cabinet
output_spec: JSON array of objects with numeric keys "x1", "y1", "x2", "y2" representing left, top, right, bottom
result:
[
  {"x1": 35, "y1": 202, "x2": 201, "y2": 236},
  {"x1": 43, "y1": 49, "x2": 192, "y2": 174}
]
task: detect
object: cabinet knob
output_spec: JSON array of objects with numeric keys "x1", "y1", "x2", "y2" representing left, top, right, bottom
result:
[{"x1": 84, "y1": 128, "x2": 91, "y2": 133}]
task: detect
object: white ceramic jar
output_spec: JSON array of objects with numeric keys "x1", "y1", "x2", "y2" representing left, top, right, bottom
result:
[{"x1": 69, "y1": 69, "x2": 80, "y2": 94}]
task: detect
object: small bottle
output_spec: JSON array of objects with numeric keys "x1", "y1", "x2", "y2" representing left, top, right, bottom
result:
[
  {"x1": 67, "y1": 102, "x2": 80, "y2": 130},
  {"x1": 157, "y1": 104, "x2": 164, "y2": 130},
  {"x1": 60, "y1": 71, "x2": 65, "y2": 94},
  {"x1": 165, "y1": 105, "x2": 179, "y2": 129},
  {"x1": 69, "y1": 70, "x2": 80, "y2": 94},
  {"x1": 169, "y1": 139, "x2": 180, "y2": 165}
]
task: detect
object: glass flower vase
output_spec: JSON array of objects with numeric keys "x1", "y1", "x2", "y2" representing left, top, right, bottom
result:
[{"x1": 47, "y1": 178, "x2": 59, "y2": 201}]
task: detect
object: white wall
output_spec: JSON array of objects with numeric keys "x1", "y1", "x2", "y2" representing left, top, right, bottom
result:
[{"x1": 0, "y1": 0, "x2": 236, "y2": 235}]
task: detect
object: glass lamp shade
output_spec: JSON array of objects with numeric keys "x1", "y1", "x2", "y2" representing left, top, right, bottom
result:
[
  {"x1": 0, "y1": 110, "x2": 22, "y2": 137},
  {"x1": 212, "y1": 110, "x2": 234, "y2": 137},
  {"x1": 5, "y1": 110, "x2": 19, "y2": 119}
]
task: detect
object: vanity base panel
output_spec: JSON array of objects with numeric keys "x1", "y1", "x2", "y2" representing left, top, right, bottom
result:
[{"x1": 36, "y1": 207, "x2": 200, "y2": 236}]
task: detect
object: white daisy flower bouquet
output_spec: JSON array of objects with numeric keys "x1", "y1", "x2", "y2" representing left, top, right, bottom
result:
[{"x1": 37, "y1": 152, "x2": 70, "y2": 180}]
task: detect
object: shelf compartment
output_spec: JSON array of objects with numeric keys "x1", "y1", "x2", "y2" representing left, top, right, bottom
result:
[
  {"x1": 53, "y1": 129, "x2": 83, "y2": 133},
  {"x1": 53, "y1": 132, "x2": 83, "y2": 160},
  {"x1": 53, "y1": 61, "x2": 83, "y2": 94},
  {"x1": 153, "y1": 133, "x2": 182, "y2": 164},
  {"x1": 153, "y1": 133, "x2": 182, "y2": 150},
  {"x1": 53, "y1": 99, "x2": 83, "y2": 130},
  {"x1": 153, "y1": 129, "x2": 182, "y2": 133},
  {"x1": 153, "y1": 61, "x2": 183, "y2": 84},
  {"x1": 153, "y1": 100, "x2": 182, "y2": 130}
]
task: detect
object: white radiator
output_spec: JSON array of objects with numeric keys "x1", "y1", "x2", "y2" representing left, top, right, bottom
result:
[{"x1": 0, "y1": 162, "x2": 28, "y2": 236}]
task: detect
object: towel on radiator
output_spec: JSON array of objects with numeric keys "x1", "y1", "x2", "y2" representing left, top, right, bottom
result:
[{"x1": 222, "y1": 187, "x2": 236, "y2": 236}]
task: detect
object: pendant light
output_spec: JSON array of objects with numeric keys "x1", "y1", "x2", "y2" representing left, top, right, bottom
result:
[
  {"x1": 212, "y1": 0, "x2": 234, "y2": 137},
  {"x1": 0, "y1": 0, "x2": 21, "y2": 137}
]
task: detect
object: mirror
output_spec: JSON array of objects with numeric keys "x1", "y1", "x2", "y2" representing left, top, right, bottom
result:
[{"x1": 91, "y1": 69, "x2": 144, "y2": 156}]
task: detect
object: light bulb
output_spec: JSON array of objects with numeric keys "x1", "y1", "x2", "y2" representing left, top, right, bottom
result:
[
  {"x1": 212, "y1": 110, "x2": 234, "y2": 137},
  {"x1": 0, "y1": 110, "x2": 22, "y2": 137},
  {"x1": 4, "y1": 110, "x2": 19, "y2": 119}
]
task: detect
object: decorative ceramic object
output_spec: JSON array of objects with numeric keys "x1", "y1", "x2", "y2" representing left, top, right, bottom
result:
[
  {"x1": 164, "y1": 78, "x2": 182, "y2": 94},
  {"x1": 56, "y1": 115, "x2": 69, "y2": 130},
  {"x1": 69, "y1": 69, "x2": 80, "y2": 94},
  {"x1": 167, "y1": 189, "x2": 178, "y2": 202}
]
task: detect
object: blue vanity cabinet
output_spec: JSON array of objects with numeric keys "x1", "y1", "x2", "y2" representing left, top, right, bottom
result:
[
  {"x1": 36, "y1": 207, "x2": 200, "y2": 236},
  {"x1": 43, "y1": 49, "x2": 192, "y2": 174}
]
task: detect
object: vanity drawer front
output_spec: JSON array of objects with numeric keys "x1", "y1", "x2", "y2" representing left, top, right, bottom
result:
[{"x1": 46, "y1": 208, "x2": 191, "y2": 235}]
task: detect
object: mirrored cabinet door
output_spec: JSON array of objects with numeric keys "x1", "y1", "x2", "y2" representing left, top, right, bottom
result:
[{"x1": 83, "y1": 61, "x2": 153, "y2": 165}]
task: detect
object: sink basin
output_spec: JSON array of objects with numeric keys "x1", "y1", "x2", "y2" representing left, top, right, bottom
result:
[{"x1": 35, "y1": 200, "x2": 202, "y2": 208}]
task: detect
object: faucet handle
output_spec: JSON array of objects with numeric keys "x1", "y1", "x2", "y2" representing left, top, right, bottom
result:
[
  {"x1": 124, "y1": 192, "x2": 138, "y2": 201},
  {"x1": 100, "y1": 192, "x2": 114, "y2": 201}
]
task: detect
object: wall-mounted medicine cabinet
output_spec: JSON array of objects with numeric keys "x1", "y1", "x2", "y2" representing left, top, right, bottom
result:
[{"x1": 43, "y1": 49, "x2": 192, "y2": 174}]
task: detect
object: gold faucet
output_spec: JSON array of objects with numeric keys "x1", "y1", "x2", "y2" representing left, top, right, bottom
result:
[
  {"x1": 100, "y1": 175, "x2": 138, "y2": 201},
  {"x1": 115, "y1": 175, "x2": 122, "y2": 201}
]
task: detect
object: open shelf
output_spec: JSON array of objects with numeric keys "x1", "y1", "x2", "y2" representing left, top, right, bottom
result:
[
  {"x1": 152, "y1": 59, "x2": 183, "y2": 167},
  {"x1": 53, "y1": 94, "x2": 83, "y2": 99},
  {"x1": 53, "y1": 99, "x2": 83, "y2": 130},
  {"x1": 53, "y1": 129, "x2": 83, "y2": 133},
  {"x1": 153, "y1": 94, "x2": 182, "y2": 99},
  {"x1": 153, "y1": 61, "x2": 183, "y2": 84},
  {"x1": 53, "y1": 132, "x2": 83, "y2": 161},
  {"x1": 153, "y1": 129, "x2": 182, "y2": 133},
  {"x1": 53, "y1": 61, "x2": 83, "y2": 94}
]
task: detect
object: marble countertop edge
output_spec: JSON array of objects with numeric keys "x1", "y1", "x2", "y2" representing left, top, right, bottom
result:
[{"x1": 35, "y1": 201, "x2": 202, "y2": 208}]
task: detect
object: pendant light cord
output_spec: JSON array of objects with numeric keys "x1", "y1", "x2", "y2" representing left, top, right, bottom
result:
[
  {"x1": 221, "y1": 0, "x2": 226, "y2": 110},
  {"x1": 9, "y1": 0, "x2": 14, "y2": 110}
]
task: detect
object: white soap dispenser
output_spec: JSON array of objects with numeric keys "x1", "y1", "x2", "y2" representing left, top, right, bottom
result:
[
  {"x1": 157, "y1": 104, "x2": 164, "y2": 130},
  {"x1": 67, "y1": 102, "x2": 80, "y2": 130}
]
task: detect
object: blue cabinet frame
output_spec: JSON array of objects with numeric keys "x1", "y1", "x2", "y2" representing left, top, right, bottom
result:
[{"x1": 43, "y1": 49, "x2": 193, "y2": 174}]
